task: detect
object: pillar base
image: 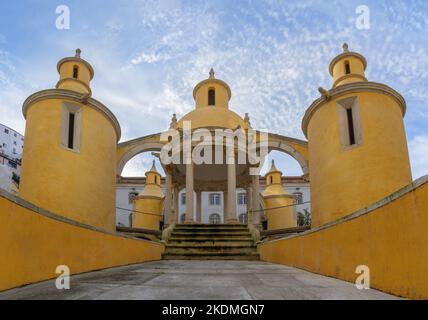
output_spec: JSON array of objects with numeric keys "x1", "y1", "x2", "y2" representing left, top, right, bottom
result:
[{"x1": 225, "y1": 218, "x2": 239, "y2": 224}]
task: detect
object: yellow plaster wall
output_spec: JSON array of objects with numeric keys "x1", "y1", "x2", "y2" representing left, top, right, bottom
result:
[
  {"x1": 132, "y1": 197, "x2": 164, "y2": 230},
  {"x1": 0, "y1": 191, "x2": 164, "y2": 292},
  {"x1": 194, "y1": 82, "x2": 230, "y2": 109},
  {"x1": 307, "y1": 92, "x2": 412, "y2": 227},
  {"x1": 19, "y1": 98, "x2": 118, "y2": 231},
  {"x1": 264, "y1": 196, "x2": 296, "y2": 230},
  {"x1": 332, "y1": 56, "x2": 366, "y2": 88},
  {"x1": 258, "y1": 176, "x2": 428, "y2": 299}
]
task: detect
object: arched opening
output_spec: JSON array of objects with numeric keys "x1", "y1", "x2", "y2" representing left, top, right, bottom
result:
[
  {"x1": 116, "y1": 152, "x2": 165, "y2": 228},
  {"x1": 344, "y1": 61, "x2": 351, "y2": 75},
  {"x1": 260, "y1": 150, "x2": 304, "y2": 176},
  {"x1": 208, "y1": 88, "x2": 215, "y2": 106},
  {"x1": 73, "y1": 65, "x2": 79, "y2": 79}
]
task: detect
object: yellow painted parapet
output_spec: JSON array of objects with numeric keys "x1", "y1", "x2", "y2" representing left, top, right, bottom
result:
[
  {"x1": 258, "y1": 175, "x2": 428, "y2": 299},
  {"x1": 132, "y1": 161, "x2": 164, "y2": 230},
  {"x1": 0, "y1": 189, "x2": 164, "y2": 292},
  {"x1": 262, "y1": 160, "x2": 297, "y2": 230}
]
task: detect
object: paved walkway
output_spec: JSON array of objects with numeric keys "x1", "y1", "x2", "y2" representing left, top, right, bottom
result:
[{"x1": 0, "y1": 260, "x2": 400, "y2": 300}]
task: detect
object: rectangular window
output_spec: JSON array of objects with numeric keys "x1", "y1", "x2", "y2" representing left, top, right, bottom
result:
[
  {"x1": 61, "y1": 103, "x2": 81, "y2": 152},
  {"x1": 181, "y1": 193, "x2": 186, "y2": 205},
  {"x1": 4, "y1": 129, "x2": 9, "y2": 134},
  {"x1": 209, "y1": 193, "x2": 221, "y2": 206},
  {"x1": 337, "y1": 97, "x2": 361, "y2": 149},
  {"x1": 68, "y1": 113, "x2": 75, "y2": 149},
  {"x1": 238, "y1": 193, "x2": 247, "y2": 205},
  {"x1": 346, "y1": 108, "x2": 355, "y2": 145},
  {"x1": 293, "y1": 192, "x2": 303, "y2": 204}
]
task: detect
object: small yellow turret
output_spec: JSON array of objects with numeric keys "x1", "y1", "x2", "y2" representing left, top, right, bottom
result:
[
  {"x1": 329, "y1": 43, "x2": 367, "y2": 88},
  {"x1": 56, "y1": 48, "x2": 94, "y2": 94},
  {"x1": 132, "y1": 160, "x2": 165, "y2": 230},
  {"x1": 193, "y1": 68, "x2": 232, "y2": 109},
  {"x1": 262, "y1": 160, "x2": 297, "y2": 230}
]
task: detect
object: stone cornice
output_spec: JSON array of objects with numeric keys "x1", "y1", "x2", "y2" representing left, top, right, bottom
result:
[
  {"x1": 56, "y1": 78, "x2": 92, "y2": 95},
  {"x1": 192, "y1": 78, "x2": 232, "y2": 100},
  {"x1": 328, "y1": 51, "x2": 367, "y2": 76},
  {"x1": 57, "y1": 57, "x2": 95, "y2": 80},
  {"x1": 22, "y1": 89, "x2": 121, "y2": 141},
  {"x1": 301, "y1": 82, "x2": 406, "y2": 138}
]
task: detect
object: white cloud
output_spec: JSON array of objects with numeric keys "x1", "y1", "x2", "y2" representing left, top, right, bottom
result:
[{"x1": 409, "y1": 135, "x2": 428, "y2": 179}]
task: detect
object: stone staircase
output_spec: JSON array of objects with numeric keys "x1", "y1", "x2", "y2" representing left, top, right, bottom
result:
[{"x1": 162, "y1": 224, "x2": 260, "y2": 260}]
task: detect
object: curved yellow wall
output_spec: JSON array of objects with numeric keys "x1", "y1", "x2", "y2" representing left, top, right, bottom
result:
[
  {"x1": 258, "y1": 176, "x2": 428, "y2": 299},
  {"x1": 0, "y1": 190, "x2": 164, "y2": 292},
  {"x1": 331, "y1": 56, "x2": 367, "y2": 88},
  {"x1": 132, "y1": 197, "x2": 164, "y2": 230},
  {"x1": 264, "y1": 195, "x2": 296, "y2": 230},
  {"x1": 307, "y1": 92, "x2": 412, "y2": 227},
  {"x1": 19, "y1": 98, "x2": 118, "y2": 231},
  {"x1": 57, "y1": 61, "x2": 92, "y2": 94},
  {"x1": 194, "y1": 82, "x2": 230, "y2": 108}
]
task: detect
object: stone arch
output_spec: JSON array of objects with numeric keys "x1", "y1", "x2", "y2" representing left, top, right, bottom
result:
[
  {"x1": 266, "y1": 140, "x2": 309, "y2": 175},
  {"x1": 117, "y1": 137, "x2": 165, "y2": 175}
]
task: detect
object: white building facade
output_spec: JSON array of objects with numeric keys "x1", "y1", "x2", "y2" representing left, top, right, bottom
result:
[
  {"x1": 116, "y1": 176, "x2": 310, "y2": 228},
  {"x1": 0, "y1": 124, "x2": 24, "y2": 193}
]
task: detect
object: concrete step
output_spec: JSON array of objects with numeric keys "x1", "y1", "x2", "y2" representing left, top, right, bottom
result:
[
  {"x1": 162, "y1": 252, "x2": 260, "y2": 261},
  {"x1": 164, "y1": 247, "x2": 257, "y2": 254},
  {"x1": 171, "y1": 231, "x2": 251, "y2": 237},
  {"x1": 167, "y1": 240, "x2": 255, "y2": 246},
  {"x1": 174, "y1": 223, "x2": 247, "y2": 228},
  {"x1": 169, "y1": 237, "x2": 254, "y2": 242}
]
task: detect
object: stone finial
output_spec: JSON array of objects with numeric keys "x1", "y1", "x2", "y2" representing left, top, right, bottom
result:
[
  {"x1": 342, "y1": 43, "x2": 349, "y2": 53},
  {"x1": 75, "y1": 48, "x2": 82, "y2": 58},
  {"x1": 149, "y1": 159, "x2": 157, "y2": 172},
  {"x1": 270, "y1": 160, "x2": 278, "y2": 172},
  {"x1": 209, "y1": 68, "x2": 215, "y2": 79},
  {"x1": 244, "y1": 113, "x2": 251, "y2": 128},
  {"x1": 318, "y1": 87, "x2": 331, "y2": 100},
  {"x1": 169, "y1": 113, "x2": 178, "y2": 129}
]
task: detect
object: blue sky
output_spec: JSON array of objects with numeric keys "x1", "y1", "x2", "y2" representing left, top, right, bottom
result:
[{"x1": 0, "y1": 0, "x2": 427, "y2": 178}]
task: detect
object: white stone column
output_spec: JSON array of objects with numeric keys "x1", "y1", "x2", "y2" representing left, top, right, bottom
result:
[
  {"x1": 185, "y1": 162, "x2": 194, "y2": 223},
  {"x1": 196, "y1": 191, "x2": 202, "y2": 223},
  {"x1": 223, "y1": 191, "x2": 227, "y2": 224},
  {"x1": 252, "y1": 174, "x2": 261, "y2": 227},
  {"x1": 173, "y1": 185, "x2": 179, "y2": 223},
  {"x1": 246, "y1": 185, "x2": 253, "y2": 224},
  {"x1": 164, "y1": 168, "x2": 172, "y2": 227},
  {"x1": 226, "y1": 154, "x2": 238, "y2": 223}
]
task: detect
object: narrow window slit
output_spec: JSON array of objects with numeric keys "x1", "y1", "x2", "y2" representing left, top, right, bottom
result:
[
  {"x1": 68, "y1": 113, "x2": 75, "y2": 149},
  {"x1": 346, "y1": 108, "x2": 355, "y2": 145},
  {"x1": 208, "y1": 89, "x2": 215, "y2": 105},
  {"x1": 345, "y1": 61, "x2": 351, "y2": 75}
]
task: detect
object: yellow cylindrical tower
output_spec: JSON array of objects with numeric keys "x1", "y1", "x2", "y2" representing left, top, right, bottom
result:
[
  {"x1": 132, "y1": 161, "x2": 164, "y2": 230},
  {"x1": 330, "y1": 43, "x2": 368, "y2": 88},
  {"x1": 19, "y1": 49, "x2": 121, "y2": 231},
  {"x1": 262, "y1": 160, "x2": 297, "y2": 230},
  {"x1": 302, "y1": 44, "x2": 412, "y2": 227},
  {"x1": 56, "y1": 49, "x2": 94, "y2": 95}
]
